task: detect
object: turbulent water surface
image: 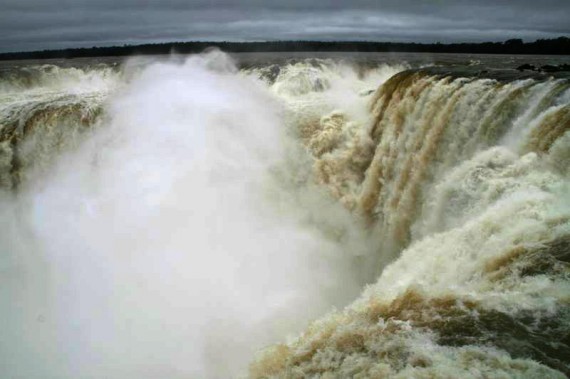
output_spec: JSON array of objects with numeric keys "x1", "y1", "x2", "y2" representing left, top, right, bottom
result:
[{"x1": 1, "y1": 51, "x2": 569, "y2": 378}]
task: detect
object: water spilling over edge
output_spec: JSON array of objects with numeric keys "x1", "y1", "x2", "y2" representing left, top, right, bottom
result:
[{"x1": 0, "y1": 51, "x2": 569, "y2": 378}]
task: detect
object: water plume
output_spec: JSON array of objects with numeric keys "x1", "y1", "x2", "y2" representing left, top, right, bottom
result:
[
  {"x1": 2, "y1": 52, "x2": 570, "y2": 378},
  {"x1": 0, "y1": 51, "x2": 374, "y2": 378}
]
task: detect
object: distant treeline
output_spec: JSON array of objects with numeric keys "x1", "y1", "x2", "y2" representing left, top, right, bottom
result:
[{"x1": 1, "y1": 37, "x2": 569, "y2": 60}]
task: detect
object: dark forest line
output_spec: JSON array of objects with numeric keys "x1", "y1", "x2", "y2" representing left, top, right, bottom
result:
[{"x1": 0, "y1": 37, "x2": 569, "y2": 61}]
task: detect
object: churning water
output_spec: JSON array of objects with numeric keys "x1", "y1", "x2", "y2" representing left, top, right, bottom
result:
[{"x1": 0, "y1": 51, "x2": 569, "y2": 378}]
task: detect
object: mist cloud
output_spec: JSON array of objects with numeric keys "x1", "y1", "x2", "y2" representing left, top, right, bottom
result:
[{"x1": 0, "y1": 52, "x2": 378, "y2": 378}]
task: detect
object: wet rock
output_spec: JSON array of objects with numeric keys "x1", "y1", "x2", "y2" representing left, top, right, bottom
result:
[
  {"x1": 540, "y1": 64, "x2": 570, "y2": 73},
  {"x1": 265, "y1": 64, "x2": 280, "y2": 82},
  {"x1": 516, "y1": 64, "x2": 537, "y2": 71}
]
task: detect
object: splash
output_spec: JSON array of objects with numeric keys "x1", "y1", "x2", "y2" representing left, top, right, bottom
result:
[
  {"x1": 0, "y1": 64, "x2": 119, "y2": 188},
  {"x1": 1, "y1": 52, "x2": 569, "y2": 378},
  {"x1": 0, "y1": 52, "x2": 378, "y2": 378},
  {"x1": 252, "y1": 68, "x2": 570, "y2": 377}
]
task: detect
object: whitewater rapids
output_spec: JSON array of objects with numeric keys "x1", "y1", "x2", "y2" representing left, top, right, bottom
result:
[{"x1": 0, "y1": 51, "x2": 569, "y2": 378}]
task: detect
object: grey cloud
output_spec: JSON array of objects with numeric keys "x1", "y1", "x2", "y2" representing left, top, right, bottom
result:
[{"x1": 0, "y1": 0, "x2": 569, "y2": 52}]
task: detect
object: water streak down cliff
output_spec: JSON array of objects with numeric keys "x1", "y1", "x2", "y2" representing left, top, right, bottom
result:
[
  {"x1": 0, "y1": 55, "x2": 569, "y2": 378},
  {"x1": 252, "y1": 69, "x2": 570, "y2": 378}
]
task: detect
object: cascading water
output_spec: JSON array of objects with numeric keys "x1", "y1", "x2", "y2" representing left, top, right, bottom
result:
[
  {"x1": 0, "y1": 51, "x2": 568, "y2": 379},
  {"x1": 0, "y1": 63, "x2": 120, "y2": 187},
  {"x1": 253, "y1": 65, "x2": 570, "y2": 379}
]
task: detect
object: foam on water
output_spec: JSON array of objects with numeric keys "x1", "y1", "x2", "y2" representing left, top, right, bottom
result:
[{"x1": 0, "y1": 51, "x2": 569, "y2": 378}]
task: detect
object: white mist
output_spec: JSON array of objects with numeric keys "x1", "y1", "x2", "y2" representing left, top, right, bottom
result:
[{"x1": 0, "y1": 52, "x2": 371, "y2": 378}]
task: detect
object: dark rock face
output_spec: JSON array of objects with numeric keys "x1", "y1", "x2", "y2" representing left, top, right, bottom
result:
[
  {"x1": 517, "y1": 63, "x2": 570, "y2": 73},
  {"x1": 541, "y1": 64, "x2": 570, "y2": 72},
  {"x1": 517, "y1": 63, "x2": 537, "y2": 71}
]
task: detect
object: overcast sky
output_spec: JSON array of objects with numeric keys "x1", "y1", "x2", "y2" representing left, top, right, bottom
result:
[{"x1": 1, "y1": 0, "x2": 569, "y2": 53}]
